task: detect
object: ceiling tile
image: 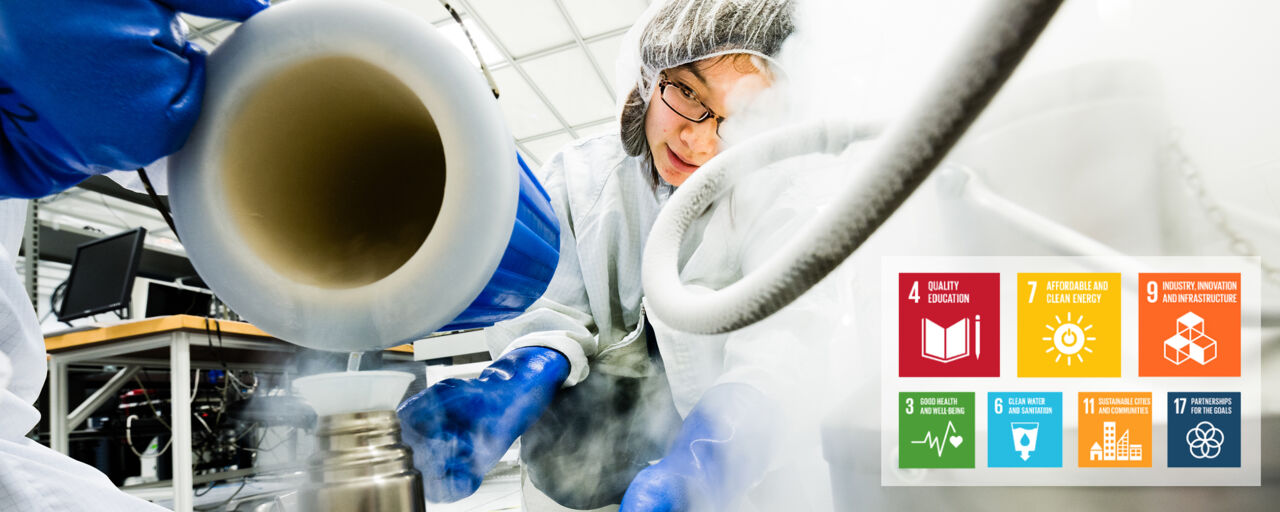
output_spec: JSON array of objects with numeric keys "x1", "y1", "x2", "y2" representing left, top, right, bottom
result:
[
  {"x1": 375, "y1": 0, "x2": 456, "y2": 24},
  {"x1": 466, "y1": 0, "x2": 575, "y2": 56},
  {"x1": 436, "y1": 18, "x2": 505, "y2": 67},
  {"x1": 491, "y1": 67, "x2": 563, "y2": 139},
  {"x1": 574, "y1": 121, "x2": 618, "y2": 141},
  {"x1": 521, "y1": 133, "x2": 576, "y2": 166},
  {"x1": 588, "y1": 35, "x2": 626, "y2": 95},
  {"x1": 522, "y1": 48, "x2": 615, "y2": 126},
  {"x1": 562, "y1": 0, "x2": 648, "y2": 38}
]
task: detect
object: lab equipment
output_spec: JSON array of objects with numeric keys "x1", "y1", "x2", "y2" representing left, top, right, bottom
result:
[
  {"x1": 642, "y1": 0, "x2": 1065, "y2": 334},
  {"x1": 168, "y1": 0, "x2": 560, "y2": 353},
  {"x1": 0, "y1": 0, "x2": 267, "y2": 199},
  {"x1": 293, "y1": 370, "x2": 415, "y2": 418},
  {"x1": 130, "y1": 278, "x2": 215, "y2": 319},
  {"x1": 295, "y1": 373, "x2": 424, "y2": 512},
  {"x1": 56, "y1": 228, "x2": 147, "y2": 322},
  {"x1": 164, "y1": 0, "x2": 562, "y2": 509},
  {"x1": 397, "y1": 347, "x2": 569, "y2": 503}
]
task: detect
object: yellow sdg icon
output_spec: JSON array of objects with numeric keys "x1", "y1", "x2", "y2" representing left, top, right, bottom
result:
[{"x1": 1018, "y1": 273, "x2": 1120, "y2": 377}]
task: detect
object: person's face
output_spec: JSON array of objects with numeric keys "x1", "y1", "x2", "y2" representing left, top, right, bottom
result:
[{"x1": 644, "y1": 55, "x2": 770, "y2": 187}]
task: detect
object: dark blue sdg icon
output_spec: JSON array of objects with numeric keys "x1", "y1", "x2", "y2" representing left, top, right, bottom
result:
[{"x1": 1167, "y1": 392, "x2": 1240, "y2": 468}]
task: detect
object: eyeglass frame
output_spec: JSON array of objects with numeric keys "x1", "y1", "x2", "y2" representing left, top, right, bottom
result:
[{"x1": 657, "y1": 77, "x2": 726, "y2": 138}]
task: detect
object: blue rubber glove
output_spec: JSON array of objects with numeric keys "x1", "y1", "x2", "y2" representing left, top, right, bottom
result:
[
  {"x1": 619, "y1": 383, "x2": 780, "y2": 512},
  {"x1": 0, "y1": 0, "x2": 269, "y2": 198},
  {"x1": 397, "y1": 346, "x2": 569, "y2": 503}
]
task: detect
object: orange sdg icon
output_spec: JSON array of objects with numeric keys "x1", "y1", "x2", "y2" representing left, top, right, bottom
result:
[
  {"x1": 1078, "y1": 392, "x2": 1152, "y2": 468},
  {"x1": 1138, "y1": 273, "x2": 1240, "y2": 377}
]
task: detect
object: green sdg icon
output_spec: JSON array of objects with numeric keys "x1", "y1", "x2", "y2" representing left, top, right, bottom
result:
[{"x1": 899, "y1": 392, "x2": 975, "y2": 468}]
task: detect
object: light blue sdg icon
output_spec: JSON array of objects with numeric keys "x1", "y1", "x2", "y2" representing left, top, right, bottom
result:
[{"x1": 988, "y1": 392, "x2": 1063, "y2": 467}]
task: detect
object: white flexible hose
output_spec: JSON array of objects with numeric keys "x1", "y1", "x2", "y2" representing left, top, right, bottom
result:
[{"x1": 642, "y1": 0, "x2": 1065, "y2": 334}]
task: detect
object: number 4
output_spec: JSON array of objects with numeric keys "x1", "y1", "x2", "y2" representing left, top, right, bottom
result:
[{"x1": 908, "y1": 281, "x2": 920, "y2": 303}]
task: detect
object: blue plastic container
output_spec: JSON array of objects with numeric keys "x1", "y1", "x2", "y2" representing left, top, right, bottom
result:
[{"x1": 442, "y1": 154, "x2": 560, "y2": 330}]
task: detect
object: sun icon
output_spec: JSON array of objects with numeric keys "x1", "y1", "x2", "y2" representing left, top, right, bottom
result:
[{"x1": 1043, "y1": 312, "x2": 1095, "y2": 366}]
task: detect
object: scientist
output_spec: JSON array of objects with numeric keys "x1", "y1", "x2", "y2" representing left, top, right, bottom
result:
[
  {"x1": 0, "y1": 1, "x2": 268, "y2": 510},
  {"x1": 395, "y1": 1, "x2": 810, "y2": 510}
]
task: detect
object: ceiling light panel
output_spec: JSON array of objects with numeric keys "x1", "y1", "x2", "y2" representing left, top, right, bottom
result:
[
  {"x1": 376, "y1": 0, "x2": 455, "y2": 24},
  {"x1": 574, "y1": 120, "x2": 618, "y2": 140},
  {"x1": 522, "y1": 48, "x2": 615, "y2": 126},
  {"x1": 521, "y1": 133, "x2": 576, "y2": 166},
  {"x1": 466, "y1": 0, "x2": 575, "y2": 56},
  {"x1": 588, "y1": 35, "x2": 626, "y2": 94},
  {"x1": 491, "y1": 67, "x2": 564, "y2": 139},
  {"x1": 436, "y1": 18, "x2": 506, "y2": 66},
  {"x1": 561, "y1": 0, "x2": 649, "y2": 38}
]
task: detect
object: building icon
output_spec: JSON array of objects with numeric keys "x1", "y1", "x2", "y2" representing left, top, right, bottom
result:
[
  {"x1": 1103, "y1": 422, "x2": 1116, "y2": 460},
  {"x1": 1093, "y1": 421, "x2": 1142, "y2": 462}
]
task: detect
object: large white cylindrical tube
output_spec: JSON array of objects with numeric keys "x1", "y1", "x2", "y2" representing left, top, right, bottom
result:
[{"x1": 170, "y1": 0, "x2": 559, "y2": 352}]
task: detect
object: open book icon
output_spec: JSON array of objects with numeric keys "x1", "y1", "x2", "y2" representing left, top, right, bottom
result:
[{"x1": 921, "y1": 316, "x2": 981, "y2": 363}]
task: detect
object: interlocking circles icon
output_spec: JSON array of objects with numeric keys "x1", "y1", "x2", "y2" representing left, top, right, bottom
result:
[{"x1": 1186, "y1": 420, "x2": 1225, "y2": 459}]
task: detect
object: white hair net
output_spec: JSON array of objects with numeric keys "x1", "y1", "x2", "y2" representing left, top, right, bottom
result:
[{"x1": 616, "y1": 0, "x2": 795, "y2": 158}]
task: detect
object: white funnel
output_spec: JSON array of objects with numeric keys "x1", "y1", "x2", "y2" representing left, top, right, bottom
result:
[{"x1": 293, "y1": 371, "x2": 414, "y2": 417}]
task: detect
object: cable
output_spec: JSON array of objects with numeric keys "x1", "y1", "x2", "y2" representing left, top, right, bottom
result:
[
  {"x1": 191, "y1": 368, "x2": 201, "y2": 402},
  {"x1": 132, "y1": 373, "x2": 173, "y2": 432},
  {"x1": 238, "y1": 425, "x2": 297, "y2": 453},
  {"x1": 136, "y1": 167, "x2": 180, "y2": 243},
  {"x1": 1168, "y1": 132, "x2": 1280, "y2": 285},
  {"x1": 193, "y1": 477, "x2": 248, "y2": 512},
  {"x1": 204, "y1": 317, "x2": 231, "y2": 373},
  {"x1": 125, "y1": 413, "x2": 173, "y2": 458},
  {"x1": 642, "y1": 0, "x2": 1065, "y2": 334},
  {"x1": 49, "y1": 280, "x2": 67, "y2": 318},
  {"x1": 95, "y1": 192, "x2": 131, "y2": 230},
  {"x1": 193, "y1": 480, "x2": 220, "y2": 498},
  {"x1": 437, "y1": 0, "x2": 500, "y2": 99}
]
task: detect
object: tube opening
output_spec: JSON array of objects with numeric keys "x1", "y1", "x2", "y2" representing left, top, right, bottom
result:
[{"x1": 224, "y1": 56, "x2": 446, "y2": 289}]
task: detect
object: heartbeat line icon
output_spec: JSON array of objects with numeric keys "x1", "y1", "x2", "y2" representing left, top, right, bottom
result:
[{"x1": 910, "y1": 420, "x2": 963, "y2": 456}]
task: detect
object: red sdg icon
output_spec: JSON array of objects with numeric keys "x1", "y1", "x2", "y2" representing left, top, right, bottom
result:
[{"x1": 899, "y1": 273, "x2": 1001, "y2": 377}]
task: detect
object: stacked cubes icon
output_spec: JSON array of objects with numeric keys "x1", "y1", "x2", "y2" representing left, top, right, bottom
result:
[{"x1": 1163, "y1": 312, "x2": 1217, "y2": 365}]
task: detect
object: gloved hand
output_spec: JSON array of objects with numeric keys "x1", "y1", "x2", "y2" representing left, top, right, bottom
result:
[
  {"x1": 619, "y1": 383, "x2": 780, "y2": 512},
  {"x1": 0, "y1": 0, "x2": 269, "y2": 198},
  {"x1": 397, "y1": 346, "x2": 569, "y2": 502}
]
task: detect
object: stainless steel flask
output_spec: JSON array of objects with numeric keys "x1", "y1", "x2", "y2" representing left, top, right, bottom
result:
[{"x1": 299, "y1": 410, "x2": 425, "y2": 512}]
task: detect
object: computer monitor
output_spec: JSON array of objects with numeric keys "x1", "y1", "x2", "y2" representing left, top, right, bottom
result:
[
  {"x1": 57, "y1": 228, "x2": 147, "y2": 322},
  {"x1": 138, "y1": 279, "x2": 214, "y2": 318}
]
